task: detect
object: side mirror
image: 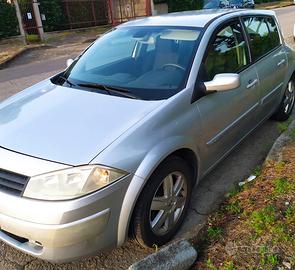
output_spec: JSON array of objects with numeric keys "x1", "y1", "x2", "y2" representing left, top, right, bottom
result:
[
  {"x1": 66, "y1": 58, "x2": 74, "y2": 68},
  {"x1": 204, "y1": 73, "x2": 241, "y2": 92}
]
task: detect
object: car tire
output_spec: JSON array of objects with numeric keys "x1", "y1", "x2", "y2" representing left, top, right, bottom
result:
[
  {"x1": 272, "y1": 78, "x2": 295, "y2": 121},
  {"x1": 131, "y1": 156, "x2": 193, "y2": 248}
]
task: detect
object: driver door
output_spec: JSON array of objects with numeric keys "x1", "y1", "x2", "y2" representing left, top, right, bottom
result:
[{"x1": 195, "y1": 19, "x2": 260, "y2": 172}]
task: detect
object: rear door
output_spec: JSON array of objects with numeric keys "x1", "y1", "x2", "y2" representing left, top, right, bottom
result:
[
  {"x1": 242, "y1": 15, "x2": 287, "y2": 119},
  {"x1": 195, "y1": 19, "x2": 260, "y2": 172}
]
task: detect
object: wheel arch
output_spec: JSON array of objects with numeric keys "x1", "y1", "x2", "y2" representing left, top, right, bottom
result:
[{"x1": 117, "y1": 136, "x2": 201, "y2": 246}]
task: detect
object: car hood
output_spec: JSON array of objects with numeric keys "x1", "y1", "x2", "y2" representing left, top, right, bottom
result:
[{"x1": 0, "y1": 80, "x2": 162, "y2": 165}]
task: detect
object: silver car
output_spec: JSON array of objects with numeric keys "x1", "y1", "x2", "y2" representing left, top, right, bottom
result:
[{"x1": 0, "y1": 9, "x2": 294, "y2": 262}]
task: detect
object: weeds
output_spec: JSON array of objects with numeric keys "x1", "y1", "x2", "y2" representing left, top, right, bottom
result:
[
  {"x1": 207, "y1": 227, "x2": 223, "y2": 240},
  {"x1": 285, "y1": 204, "x2": 295, "y2": 224},
  {"x1": 248, "y1": 205, "x2": 276, "y2": 235},
  {"x1": 275, "y1": 161, "x2": 286, "y2": 173},
  {"x1": 226, "y1": 185, "x2": 243, "y2": 199},
  {"x1": 224, "y1": 200, "x2": 242, "y2": 214},
  {"x1": 273, "y1": 178, "x2": 295, "y2": 195},
  {"x1": 277, "y1": 118, "x2": 293, "y2": 133},
  {"x1": 223, "y1": 261, "x2": 235, "y2": 270},
  {"x1": 253, "y1": 165, "x2": 262, "y2": 177}
]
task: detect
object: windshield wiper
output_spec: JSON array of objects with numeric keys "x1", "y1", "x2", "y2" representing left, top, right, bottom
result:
[
  {"x1": 59, "y1": 75, "x2": 76, "y2": 87},
  {"x1": 77, "y1": 82, "x2": 139, "y2": 99}
]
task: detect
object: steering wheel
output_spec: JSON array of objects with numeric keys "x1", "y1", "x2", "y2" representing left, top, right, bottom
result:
[{"x1": 161, "y1": 63, "x2": 186, "y2": 71}]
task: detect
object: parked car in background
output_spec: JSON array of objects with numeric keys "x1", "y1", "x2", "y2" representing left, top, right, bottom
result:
[
  {"x1": 203, "y1": 0, "x2": 255, "y2": 9},
  {"x1": 0, "y1": 9, "x2": 294, "y2": 263},
  {"x1": 230, "y1": 0, "x2": 255, "y2": 8}
]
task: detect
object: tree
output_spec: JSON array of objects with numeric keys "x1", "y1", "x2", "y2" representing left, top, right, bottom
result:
[
  {"x1": 154, "y1": 0, "x2": 204, "y2": 12},
  {"x1": 39, "y1": 0, "x2": 65, "y2": 31},
  {"x1": 0, "y1": 0, "x2": 19, "y2": 39}
]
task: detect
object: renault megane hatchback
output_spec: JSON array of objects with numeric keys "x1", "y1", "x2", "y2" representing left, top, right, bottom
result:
[{"x1": 0, "y1": 9, "x2": 294, "y2": 262}]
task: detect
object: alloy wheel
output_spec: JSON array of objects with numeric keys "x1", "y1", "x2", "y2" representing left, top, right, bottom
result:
[
  {"x1": 284, "y1": 80, "x2": 295, "y2": 114},
  {"x1": 149, "y1": 171, "x2": 188, "y2": 236}
]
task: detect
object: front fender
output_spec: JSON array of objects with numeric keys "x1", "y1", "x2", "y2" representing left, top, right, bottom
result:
[{"x1": 117, "y1": 135, "x2": 200, "y2": 245}]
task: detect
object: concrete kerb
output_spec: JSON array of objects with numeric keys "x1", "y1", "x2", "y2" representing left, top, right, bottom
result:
[
  {"x1": 265, "y1": 118, "x2": 295, "y2": 162},
  {"x1": 128, "y1": 240, "x2": 198, "y2": 270},
  {"x1": 0, "y1": 45, "x2": 54, "y2": 70}
]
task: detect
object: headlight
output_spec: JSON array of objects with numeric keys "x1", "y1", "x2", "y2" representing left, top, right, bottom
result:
[{"x1": 23, "y1": 165, "x2": 128, "y2": 201}]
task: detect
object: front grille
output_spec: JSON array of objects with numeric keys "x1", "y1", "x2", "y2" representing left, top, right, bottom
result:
[{"x1": 0, "y1": 169, "x2": 29, "y2": 196}]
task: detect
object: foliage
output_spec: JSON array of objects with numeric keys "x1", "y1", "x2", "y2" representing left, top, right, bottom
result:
[
  {"x1": 276, "y1": 117, "x2": 293, "y2": 134},
  {"x1": 0, "y1": 1, "x2": 19, "y2": 39},
  {"x1": 206, "y1": 226, "x2": 223, "y2": 240},
  {"x1": 248, "y1": 205, "x2": 276, "y2": 235},
  {"x1": 273, "y1": 177, "x2": 295, "y2": 195},
  {"x1": 167, "y1": 0, "x2": 204, "y2": 12},
  {"x1": 154, "y1": 0, "x2": 167, "y2": 3},
  {"x1": 26, "y1": 34, "x2": 40, "y2": 42},
  {"x1": 39, "y1": 0, "x2": 65, "y2": 32}
]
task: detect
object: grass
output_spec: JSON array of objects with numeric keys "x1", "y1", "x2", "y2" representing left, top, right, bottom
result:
[
  {"x1": 273, "y1": 177, "x2": 295, "y2": 195},
  {"x1": 285, "y1": 205, "x2": 295, "y2": 224},
  {"x1": 225, "y1": 185, "x2": 243, "y2": 199},
  {"x1": 26, "y1": 34, "x2": 40, "y2": 43},
  {"x1": 194, "y1": 141, "x2": 295, "y2": 270},
  {"x1": 277, "y1": 118, "x2": 293, "y2": 133},
  {"x1": 224, "y1": 200, "x2": 242, "y2": 214},
  {"x1": 247, "y1": 205, "x2": 276, "y2": 236},
  {"x1": 207, "y1": 227, "x2": 223, "y2": 240},
  {"x1": 252, "y1": 165, "x2": 262, "y2": 176}
]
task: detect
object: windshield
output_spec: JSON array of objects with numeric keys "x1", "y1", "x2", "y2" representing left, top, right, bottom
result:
[{"x1": 59, "y1": 26, "x2": 202, "y2": 100}]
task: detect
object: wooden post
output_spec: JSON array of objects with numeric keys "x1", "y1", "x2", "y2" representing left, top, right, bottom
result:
[
  {"x1": 65, "y1": 2, "x2": 72, "y2": 29},
  {"x1": 108, "y1": 0, "x2": 114, "y2": 25},
  {"x1": 146, "y1": 0, "x2": 152, "y2": 16},
  {"x1": 32, "y1": 0, "x2": 44, "y2": 41},
  {"x1": 91, "y1": 0, "x2": 97, "y2": 26},
  {"x1": 13, "y1": 0, "x2": 27, "y2": 45}
]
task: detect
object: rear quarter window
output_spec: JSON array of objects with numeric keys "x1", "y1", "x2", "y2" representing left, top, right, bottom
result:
[
  {"x1": 243, "y1": 16, "x2": 281, "y2": 61},
  {"x1": 266, "y1": 17, "x2": 281, "y2": 50}
]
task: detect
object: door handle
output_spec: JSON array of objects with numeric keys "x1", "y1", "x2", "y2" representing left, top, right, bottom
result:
[
  {"x1": 247, "y1": 79, "x2": 258, "y2": 89},
  {"x1": 277, "y1": 59, "x2": 286, "y2": 67}
]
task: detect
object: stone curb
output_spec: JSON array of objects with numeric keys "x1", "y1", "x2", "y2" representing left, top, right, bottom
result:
[
  {"x1": 265, "y1": 119, "x2": 295, "y2": 162},
  {"x1": 128, "y1": 240, "x2": 197, "y2": 270}
]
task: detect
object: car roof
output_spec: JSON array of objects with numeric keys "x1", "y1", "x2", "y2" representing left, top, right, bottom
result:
[{"x1": 119, "y1": 9, "x2": 276, "y2": 28}]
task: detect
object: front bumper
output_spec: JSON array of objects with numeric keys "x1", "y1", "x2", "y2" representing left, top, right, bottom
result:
[
  {"x1": 0, "y1": 149, "x2": 133, "y2": 262},
  {"x1": 0, "y1": 207, "x2": 110, "y2": 259},
  {"x1": 0, "y1": 172, "x2": 132, "y2": 262}
]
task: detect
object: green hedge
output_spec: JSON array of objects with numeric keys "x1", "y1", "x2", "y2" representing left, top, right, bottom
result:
[
  {"x1": 155, "y1": 0, "x2": 290, "y2": 11},
  {"x1": 39, "y1": 0, "x2": 65, "y2": 32},
  {"x1": 167, "y1": 0, "x2": 204, "y2": 12},
  {"x1": 0, "y1": 1, "x2": 19, "y2": 39}
]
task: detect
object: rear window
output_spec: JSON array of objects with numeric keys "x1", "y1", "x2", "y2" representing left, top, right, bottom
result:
[{"x1": 243, "y1": 16, "x2": 281, "y2": 61}]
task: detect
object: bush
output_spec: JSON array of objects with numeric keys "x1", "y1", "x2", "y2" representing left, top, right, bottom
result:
[
  {"x1": 167, "y1": 0, "x2": 204, "y2": 12},
  {"x1": 39, "y1": 0, "x2": 65, "y2": 32},
  {"x1": 154, "y1": 0, "x2": 167, "y2": 3},
  {"x1": 0, "y1": 1, "x2": 19, "y2": 39}
]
